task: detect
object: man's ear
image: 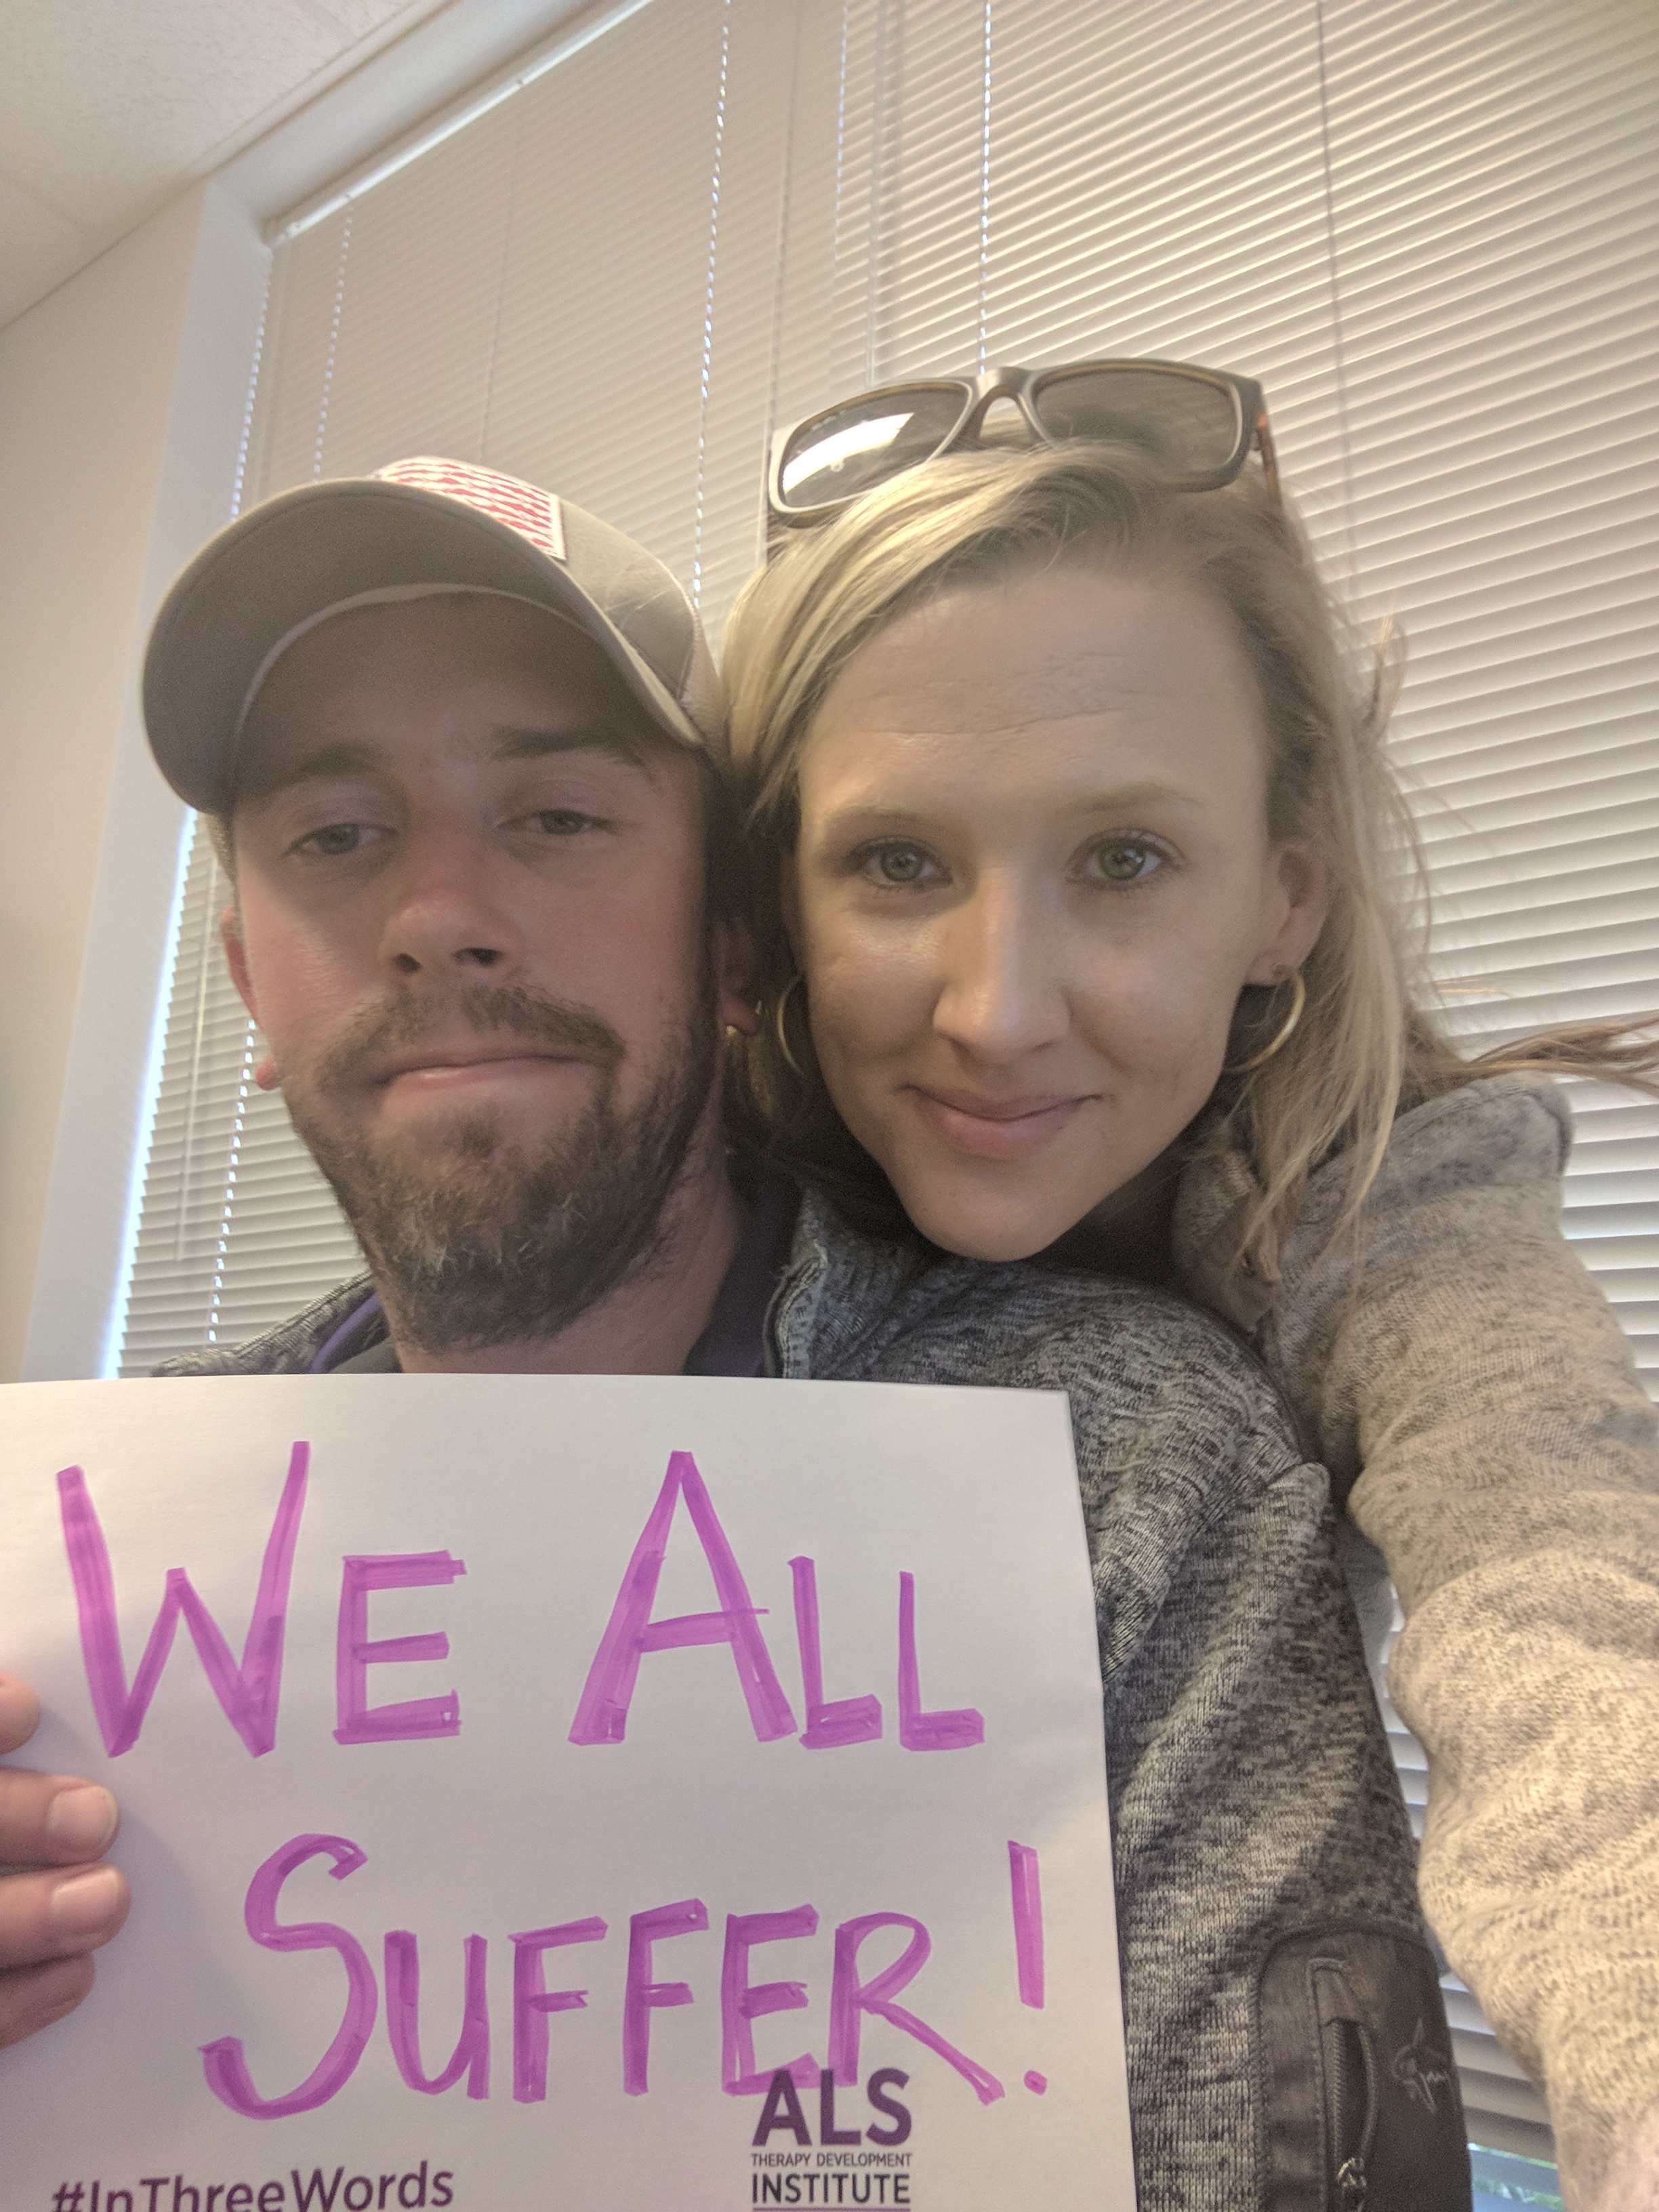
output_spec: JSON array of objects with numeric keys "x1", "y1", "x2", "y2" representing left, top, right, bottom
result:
[
  {"x1": 220, "y1": 904, "x2": 258, "y2": 1017},
  {"x1": 1244, "y1": 842, "x2": 1328, "y2": 984},
  {"x1": 714, "y1": 915, "x2": 762, "y2": 1037},
  {"x1": 220, "y1": 906, "x2": 281, "y2": 1092}
]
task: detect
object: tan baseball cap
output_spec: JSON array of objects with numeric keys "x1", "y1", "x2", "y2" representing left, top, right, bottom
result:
[{"x1": 142, "y1": 457, "x2": 726, "y2": 814}]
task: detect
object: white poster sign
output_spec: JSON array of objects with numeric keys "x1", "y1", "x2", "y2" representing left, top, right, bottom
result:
[{"x1": 0, "y1": 1375, "x2": 1135, "y2": 2212}]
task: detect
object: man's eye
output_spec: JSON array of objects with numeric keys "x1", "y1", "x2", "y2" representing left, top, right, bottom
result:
[
  {"x1": 527, "y1": 808, "x2": 598, "y2": 836},
  {"x1": 1084, "y1": 838, "x2": 1164, "y2": 885},
  {"x1": 295, "y1": 822, "x2": 369, "y2": 858},
  {"x1": 857, "y1": 842, "x2": 941, "y2": 888}
]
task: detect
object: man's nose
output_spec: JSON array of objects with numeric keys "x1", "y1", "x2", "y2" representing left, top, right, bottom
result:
[
  {"x1": 930, "y1": 877, "x2": 1069, "y2": 1062},
  {"x1": 376, "y1": 821, "x2": 524, "y2": 977}
]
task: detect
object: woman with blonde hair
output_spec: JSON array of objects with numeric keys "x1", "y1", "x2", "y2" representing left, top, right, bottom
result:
[{"x1": 721, "y1": 363, "x2": 1659, "y2": 2211}]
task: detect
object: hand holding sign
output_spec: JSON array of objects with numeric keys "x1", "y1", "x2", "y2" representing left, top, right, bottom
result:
[
  {"x1": 0, "y1": 1674, "x2": 128, "y2": 2049},
  {"x1": 0, "y1": 1373, "x2": 1136, "y2": 2212}
]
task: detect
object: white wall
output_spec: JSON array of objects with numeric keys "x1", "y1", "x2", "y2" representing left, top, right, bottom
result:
[{"x1": 0, "y1": 183, "x2": 268, "y2": 1382}]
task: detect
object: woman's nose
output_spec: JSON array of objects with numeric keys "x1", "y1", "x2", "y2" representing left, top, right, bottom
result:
[
  {"x1": 377, "y1": 824, "x2": 525, "y2": 978},
  {"x1": 930, "y1": 882, "x2": 1069, "y2": 1062}
]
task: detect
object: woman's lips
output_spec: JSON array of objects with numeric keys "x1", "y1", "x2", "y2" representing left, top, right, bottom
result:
[{"x1": 905, "y1": 1085, "x2": 1092, "y2": 1160}]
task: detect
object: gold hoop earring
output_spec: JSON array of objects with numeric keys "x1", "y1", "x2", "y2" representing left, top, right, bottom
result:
[
  {"x1": 1224, "y1": 967, "x2": 1306, "y2": 1076},
  {"x1": 774, "y1": 972, "x2": 807, "y2": 1080}
]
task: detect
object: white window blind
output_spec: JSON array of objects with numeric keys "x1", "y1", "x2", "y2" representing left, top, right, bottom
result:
[{"x1": 116, "y1": 1, "x2": 1656, "y2": 2173}]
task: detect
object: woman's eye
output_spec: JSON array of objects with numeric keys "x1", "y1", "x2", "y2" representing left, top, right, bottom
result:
[
  {"x1": 857, "y1": 842, "x2": 941, "y2": 888},
  {"x1": 1085, "y1": 838, "x2": 1164, "y2": 885}
]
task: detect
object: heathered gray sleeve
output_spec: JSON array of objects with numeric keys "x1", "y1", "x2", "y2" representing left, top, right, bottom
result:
[
  {"x1": 1208, "y1": 1076, "x2": 1659, "y2": 2208},
  {"x1": 845, "y1": 1275, "x2": 1432, "y2": 2212}
]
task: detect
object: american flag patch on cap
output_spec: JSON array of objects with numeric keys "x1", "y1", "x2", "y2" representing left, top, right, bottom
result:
[{"x1": 375, "y1": 457, "x2": 567, "y2": 562}]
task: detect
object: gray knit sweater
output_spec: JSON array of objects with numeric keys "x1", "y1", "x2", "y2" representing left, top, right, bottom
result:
[
  {"x1": 161, "y1": 1195, "x2": 1466, "y2": 2209},
  {"x1": 1172, "y1": 1073, "x2": 1659, "y2": 2209}
]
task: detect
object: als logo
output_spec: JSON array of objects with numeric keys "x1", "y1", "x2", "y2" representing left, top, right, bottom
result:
[{"x1": 754, "y1": 2070, "x2": 912, "y2": 2148}]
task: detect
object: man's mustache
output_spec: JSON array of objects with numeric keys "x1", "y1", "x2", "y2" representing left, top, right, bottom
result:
[{"x1": 311, "y1": 983, "x2": 625, "y2": 1094}]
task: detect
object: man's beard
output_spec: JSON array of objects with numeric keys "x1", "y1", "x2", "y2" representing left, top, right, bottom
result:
[{"x1": 283, "y1": 969, "x2": 718, "y2": 1356}]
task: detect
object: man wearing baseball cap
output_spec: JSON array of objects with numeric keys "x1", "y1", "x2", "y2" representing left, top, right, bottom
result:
[
  {"x1": 0, "y1": 461, "x2": 1466, "y2": 2211},
  {"x1": 137, "y1": 454, "x2": 779, "y2": 1384}
]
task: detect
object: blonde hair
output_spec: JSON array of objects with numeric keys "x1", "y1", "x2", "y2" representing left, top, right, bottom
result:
[{"x1": 722, "y1": 441, "x2": 1657, "y2": 1275}]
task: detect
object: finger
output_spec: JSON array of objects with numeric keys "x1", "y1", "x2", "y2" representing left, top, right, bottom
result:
[
  {"x1": 0, "y1": 1951, "x2": 97, "y2": 2051},
  {"x1": 0, "y1": 1675, "x2": 42, "y2": 1757},
  {"x1": 0, "y1": 1770, "x2": 119, "y2": 1868},
  {"x1": 0, "y1": 1863, "x2": 130, "y2": 1973}
]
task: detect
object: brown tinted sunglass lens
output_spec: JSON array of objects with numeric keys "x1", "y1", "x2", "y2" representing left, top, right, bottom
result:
[
  {"x1": 776, "y1": 386, "x2": 968, "y2": 512},
  {"x1": 1032, "y1": 368, "x2": 1242, "y2": 476}
]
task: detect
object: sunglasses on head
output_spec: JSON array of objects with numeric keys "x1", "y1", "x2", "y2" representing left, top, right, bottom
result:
[{"x1": 766, "y1": 357, "x2": 1279, "y2": 533}]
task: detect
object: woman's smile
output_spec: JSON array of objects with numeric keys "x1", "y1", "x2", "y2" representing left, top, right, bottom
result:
[{"x1": 903, "y1": 1082, "x2": 1099, "y2": 1160}]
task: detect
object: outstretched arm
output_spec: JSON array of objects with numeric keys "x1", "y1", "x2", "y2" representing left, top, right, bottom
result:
[
  {"x1": 1254, "y1": 1074, "x2": 1659, "y2": 2211},
  {"x1": 0, "y1": 1674, "x2": 129, "y2": 2050}
]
